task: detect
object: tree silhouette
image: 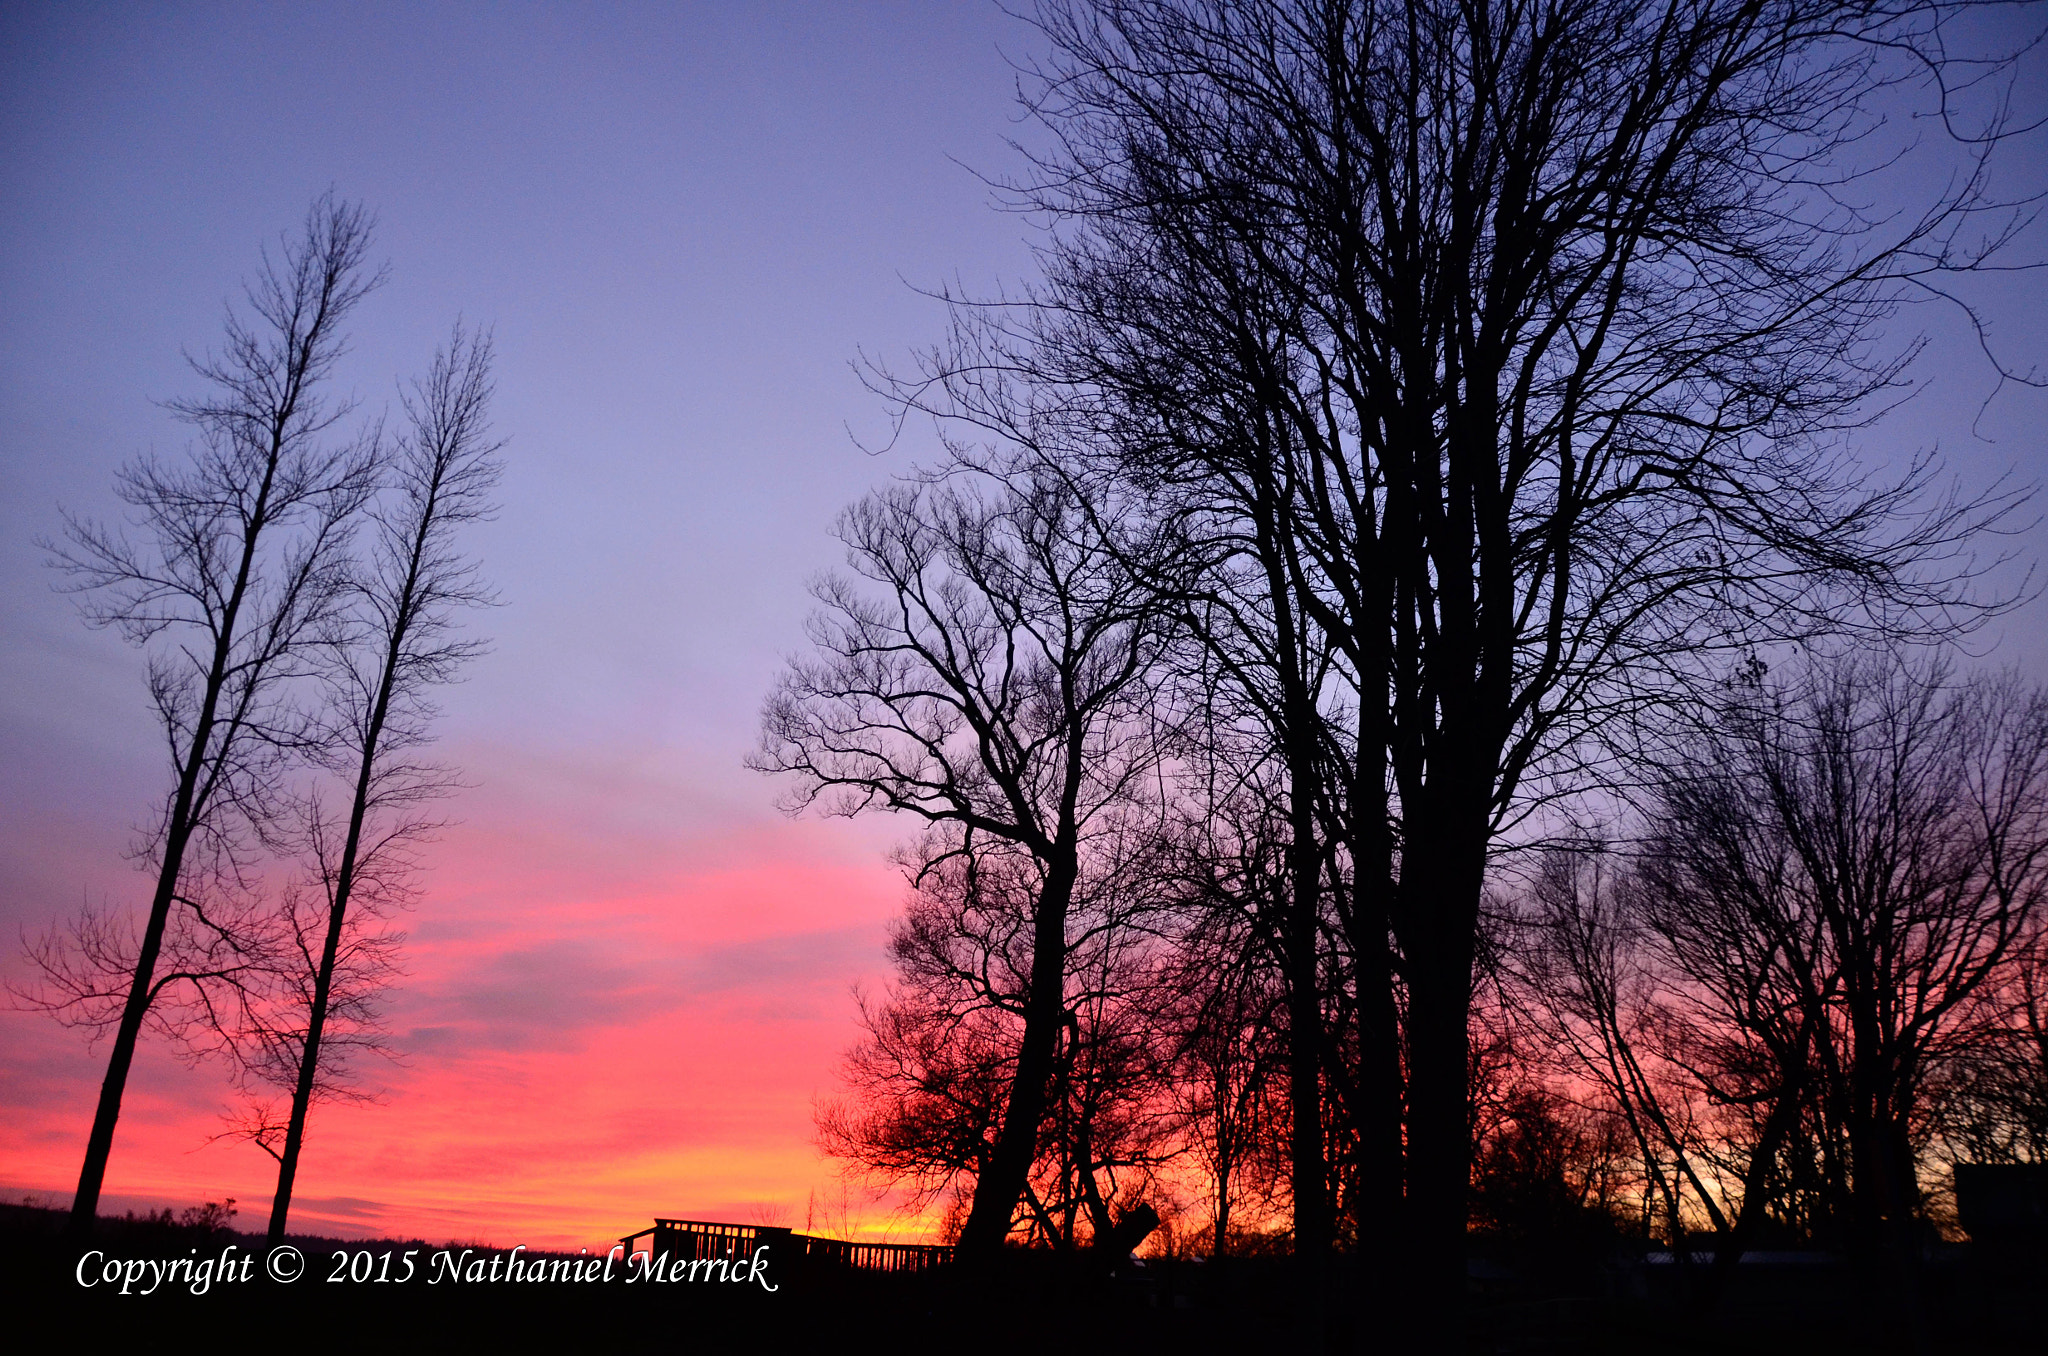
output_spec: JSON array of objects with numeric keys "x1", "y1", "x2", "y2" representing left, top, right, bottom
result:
[
  {"x1": 822, "y1": 835, "x2": 1179, "y2": 1250},
  {"x1": 754, "y1": 464, "x2": 1170, "y2": 1259},
  {"x1": 253, "y1": 324, "x2": 500, "y2": 1244}
]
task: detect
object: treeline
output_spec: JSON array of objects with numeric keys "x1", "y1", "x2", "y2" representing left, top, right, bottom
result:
[{"x1": 751, "y1": 0, "x2": 2046, "y2": 1345}]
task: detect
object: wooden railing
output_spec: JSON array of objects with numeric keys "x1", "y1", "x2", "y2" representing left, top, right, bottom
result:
[
  {"x1": 617, "y1": 1218, "x2": 954, "y2": 1275},
  {"x1": 791, "y1": 1232, "x2": 954, "y2": 1274}
]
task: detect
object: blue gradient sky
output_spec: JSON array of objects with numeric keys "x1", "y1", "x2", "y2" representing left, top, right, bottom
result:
[{"x1": 1, "y1": 2, "x2": 2044, "y2": 1246}]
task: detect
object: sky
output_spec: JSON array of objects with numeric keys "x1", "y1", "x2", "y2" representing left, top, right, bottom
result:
[
  {"x1": 2, "y1": 2, "x2": 2045, "y2": 1254},
  {"x1": 0, "y1": 0, "x2": 1046, "y2": 1250}
]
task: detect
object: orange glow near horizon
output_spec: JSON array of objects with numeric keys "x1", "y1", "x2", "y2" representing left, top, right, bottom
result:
[{"x1": 0, "y1": 805, "x2": 951, "y2": 1252}]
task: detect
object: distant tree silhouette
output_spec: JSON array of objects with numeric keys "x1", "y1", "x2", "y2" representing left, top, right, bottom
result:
[
  {"x1": 1515, "y1": 847, "x2": 1758, "y2": 1288},
  {"x1": 1468, "y1": 1084, "x2": 1633, "y2": 1257},
  {"x1": 818, "y1": 945, "x2": 1010, "y2": 1227},
  {"x1": 1640, "y1": 655, "x2": 2048, "y2": 1331},
  {"x1": 1511, "y1": 654, "x2": 2048, "y2": 1328},
  {"x1": 1160, "y1": 889, "x2": 1292, "y2": 1256},
  {"x1": 1934, "y1": 942, "x2": 2048, "y2": 1166},
  {"x1": 1152, "y1": 754, "x2": 1298, "y2": 1256}
]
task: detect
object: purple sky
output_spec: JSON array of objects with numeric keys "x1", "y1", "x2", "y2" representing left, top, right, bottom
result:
[{"x1": 2, "y1": 2, "x2": 2044, "y2": 1245}]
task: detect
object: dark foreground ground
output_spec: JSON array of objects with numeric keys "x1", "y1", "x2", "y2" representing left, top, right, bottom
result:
[{"x1": 6, "y1": 1203, "x2": 2041, "y2": 1354}]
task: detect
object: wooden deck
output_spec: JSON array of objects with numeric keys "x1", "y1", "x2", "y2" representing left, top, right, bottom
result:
[{"x1": 617, "y1": 1218, "x2": 954, "y2": 1275}]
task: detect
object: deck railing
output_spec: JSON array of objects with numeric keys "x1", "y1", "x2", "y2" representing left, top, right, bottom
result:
[{"x1": 617, "y1": 1218, "x2": 954, "y2": 1276}]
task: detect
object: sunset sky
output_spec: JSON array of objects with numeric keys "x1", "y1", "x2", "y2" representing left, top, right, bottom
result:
[{"x1": 3, "y1": 2, "x2": 2045, "y2": 1254}]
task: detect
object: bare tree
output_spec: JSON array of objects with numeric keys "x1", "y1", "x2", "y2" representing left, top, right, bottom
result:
[
  {"x1": 213, "y1": 870, "x2": 404, "y2": 1174},
  {"x1": 819, "y1": 964, "x2": 1013, "y2": 1229},
  {"x1": 1639, "y1": 654, "x2": 2048, "y2": 1330},
  {"x1": 874, "y1": 309, "x2": 1357, "y2": 1309},
  {"x1": 1519, "y1": 843, "x2": 1812, "y2": 1309},
  {"x1": 1467, "y1": 1080, "x2": 1636, "y2": 1257},
  {"x1": 251, "y1": 325, "x2": 500, "y2": 1244},
  {"x1": 1039, "y1": 836, "x2": 1184, "y2": 1250},
  {"x1": 1932, "y1": 938, "x2": 2048, "y2": 1165},
  {"x1": 1160, "y1": 873, "x2": 1292, "y2": 1255},
  {"x1": 754, "y1": 464, "x2": 1169, "y2": 1258},
  {"x1": 27, "y1": 197, "x2": 382, "y2": 1237}
]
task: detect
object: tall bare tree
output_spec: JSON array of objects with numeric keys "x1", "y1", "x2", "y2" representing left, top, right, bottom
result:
[
  {"x1": 32, "y1": 197, "x2": 382, "y2": 1237},
  {"x1": 253, "y1": 325, "x2": 500, "y2": 1243}
]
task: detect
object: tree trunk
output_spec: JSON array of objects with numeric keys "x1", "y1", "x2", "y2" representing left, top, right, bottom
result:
[
  {"x1": 1397, "y1": 801, "x2": 1485, "y2": 1347},
  {"x1": 266, "y1": 872, "x2": 353, "y2": 1245},
  {"x1": 1348, "y1": 709, "x2": 1406, "y2": 1353},
  {"x1": 957, "y1": 855, "x2": 1079, "y2": 1258},
  {"x1": 67, "y1": 825, "x2": 190, "y2": 1237}
]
